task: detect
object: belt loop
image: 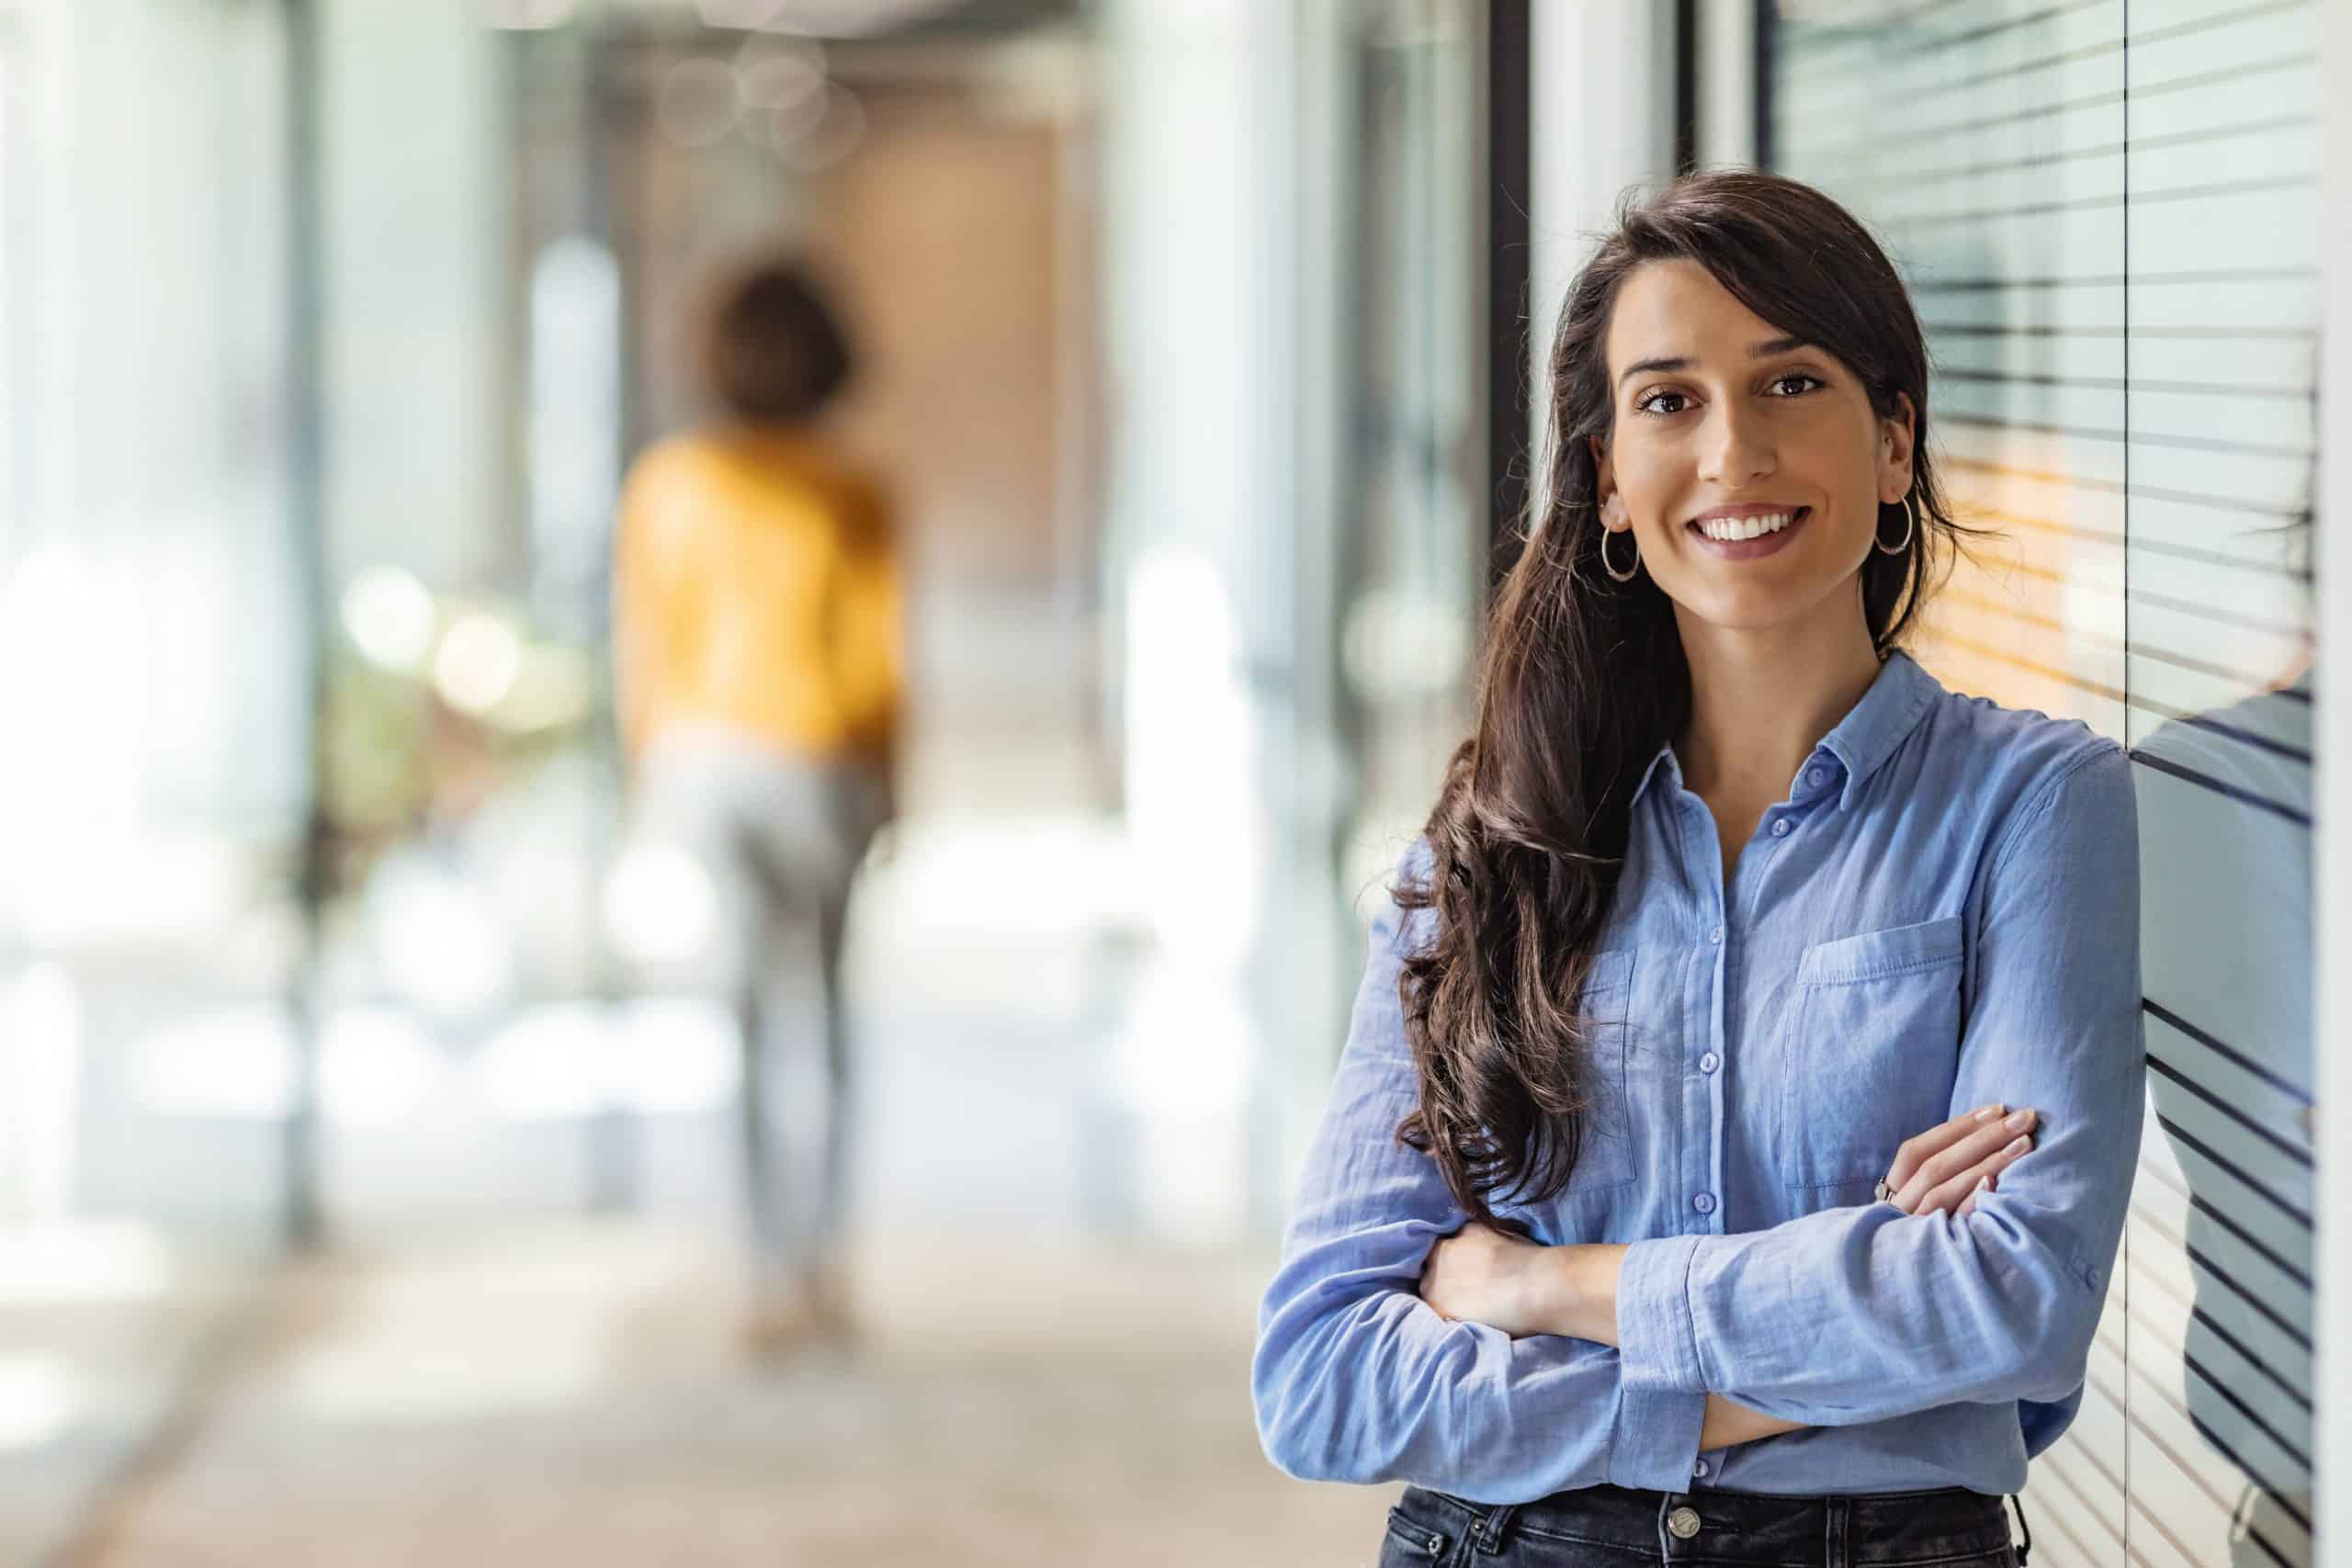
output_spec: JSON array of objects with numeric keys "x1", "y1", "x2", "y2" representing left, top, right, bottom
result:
[
  {"x1": 2007, "y1": 1493, "x2": 2033, "y2": 1565},
  {"x1": 1476, "y1": 1503, "x2": 1518, "y2": 1554},
  {"x1": 1825, "y1": 1496, "x2": 1850, "y2": 1568},
  {"x1": 1656, "y1": 1492, "x2": 1675, "y2": 1561}
]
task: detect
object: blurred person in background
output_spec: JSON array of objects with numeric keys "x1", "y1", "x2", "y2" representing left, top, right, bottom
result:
[{"x1": 614, "y1": 254, "x2": 901, "y2": 1355}]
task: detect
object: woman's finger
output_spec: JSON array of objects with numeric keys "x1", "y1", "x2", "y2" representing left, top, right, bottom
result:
[
  {"x1": 1954, "y1": 1173, "x2": 1994, "y2": 1218},
  {"x1": 1894, "y1": 1109, "x2": 2036, "y2": 1211},
  {"x1": 1885, "y1": 1103, "x2": 2007, "y2": 1194},
  {"x1": 1922, "y1": 1136, "x2": 2034, "y2": 1217}
]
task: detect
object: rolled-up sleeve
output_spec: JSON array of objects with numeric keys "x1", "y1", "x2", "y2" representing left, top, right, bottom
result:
[
  {"x1": 1614, "y1": 743, "x2": 2143, "y2": 1425},
  {"x1": 1252, "y1": 847, "x2": 1708, "y2": 1499}
]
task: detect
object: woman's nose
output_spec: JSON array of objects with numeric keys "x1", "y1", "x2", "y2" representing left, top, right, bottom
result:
[{"x1": 1701, "y1": 401, "x2": 1777, "y2": 487}]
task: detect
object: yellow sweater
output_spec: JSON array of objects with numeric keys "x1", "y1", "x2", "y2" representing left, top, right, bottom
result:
[{"x1": 615, "y1": 429, "x2": 902, "y2": 769}]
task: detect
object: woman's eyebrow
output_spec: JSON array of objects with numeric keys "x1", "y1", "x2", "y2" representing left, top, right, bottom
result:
[{"x1": 1614, "y1": 335, "x2": 1816, "y2": 389}]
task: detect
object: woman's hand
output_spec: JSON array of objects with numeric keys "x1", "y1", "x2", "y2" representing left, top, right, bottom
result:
[
  {"x1": 1418, "y1": 1224, "x2": 1624, "y2": 1342},
  {"x1": 1882, "y1": 1102, "x2": 2038, "y2": 1217},
  {"x1": 1417, "y1": 1223, "x2": 1553, "y2": 1337},
  {"x1": 1411, "y1": 1222, "x2": 1580, "y2": 1335}
]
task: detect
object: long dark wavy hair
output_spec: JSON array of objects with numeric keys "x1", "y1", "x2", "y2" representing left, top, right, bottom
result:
[{"x1": 1396, "y1": 171, "x2": 1976, "y2": 1224}]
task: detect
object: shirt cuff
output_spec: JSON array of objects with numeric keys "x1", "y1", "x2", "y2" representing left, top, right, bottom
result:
[{"x1": 1608, "y1": 1235, "x2": 1709, "y2": 1492}]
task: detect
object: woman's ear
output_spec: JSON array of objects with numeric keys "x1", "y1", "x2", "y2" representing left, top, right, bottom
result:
[
  {"x1": 1879, "y1": 389, "x2": 1917, "y2": 503},
  {"x1": 1589, "y1": 433, "x2": 1617, "y2": 518}
]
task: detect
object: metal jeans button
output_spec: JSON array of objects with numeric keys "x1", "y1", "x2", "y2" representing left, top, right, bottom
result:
[{"x1": 1667, "y1": 1505, "x2": 1702, "y2": 1540}]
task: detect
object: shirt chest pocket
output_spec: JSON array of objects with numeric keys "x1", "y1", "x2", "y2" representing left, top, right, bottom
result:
[{"x1": 1781, "y1": 916, "x2": 1966, "y2": 1191}]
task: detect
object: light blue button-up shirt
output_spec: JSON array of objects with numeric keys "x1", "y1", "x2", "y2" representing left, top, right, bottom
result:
[{"x1": 1254, "y1": 649, "x2": 2144, "y2": 1500}]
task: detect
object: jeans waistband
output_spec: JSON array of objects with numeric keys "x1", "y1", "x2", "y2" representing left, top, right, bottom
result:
[{"x1": 1394, "y1": 1482, "x2": 2027, "y2": 1565}]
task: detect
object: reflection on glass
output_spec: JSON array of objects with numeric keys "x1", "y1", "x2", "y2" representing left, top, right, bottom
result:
[{"x1": 1770, "y1": 2, "x2": 2323, "y2": 1562}]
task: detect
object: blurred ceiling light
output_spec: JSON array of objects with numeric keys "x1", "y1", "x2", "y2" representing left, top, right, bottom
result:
[
  {"x1": 475, "y1": 0, "x2": 577, "y2": 27},
  {"x1": 341, "y1": 566, "x2": 437, "y2": 673},
  {"x1": 656, "y1": 57, "x2": 741, "y2": 148},
  {"x1": 432, "y1": 611, "x2": 523, "y2": 716},
  {"x1": 769, "y1": 83, "x2": 866, "y2": 171},
  {"x1": 603, "y1": 842, "x2": 720, "y2": 966}
]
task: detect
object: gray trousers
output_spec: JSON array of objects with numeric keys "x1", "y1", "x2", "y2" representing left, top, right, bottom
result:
[{"x1": 633, "y1": 728, "x2": 888, "y2": 1288}]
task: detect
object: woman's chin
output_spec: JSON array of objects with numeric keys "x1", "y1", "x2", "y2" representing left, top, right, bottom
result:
[{"x1": 1663, "y1": 567, "x2": 1864, "y2": 638}]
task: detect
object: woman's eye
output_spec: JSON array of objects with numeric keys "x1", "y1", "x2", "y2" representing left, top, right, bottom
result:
[{"x1": 1634, "y1": 375, "x2": 1817, "y2": 416}]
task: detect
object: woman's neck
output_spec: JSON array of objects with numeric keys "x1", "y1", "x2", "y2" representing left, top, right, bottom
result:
[{"x1": 1672, "y1": 604, "x2": 1884, "y2": 807}]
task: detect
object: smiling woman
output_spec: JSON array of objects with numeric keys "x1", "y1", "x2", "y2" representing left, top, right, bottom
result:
[
  {"x1": 1591, "y1": 264, "x2": 1934, "y2": 637},
  {"x1": 1254, "y1": 172, "x2": 2140, "y2": 1568}
]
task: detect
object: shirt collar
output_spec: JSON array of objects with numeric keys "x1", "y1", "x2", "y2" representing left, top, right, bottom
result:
[{"x1": 1628, "y1": 649, "x2": 1941, "y2": 812}]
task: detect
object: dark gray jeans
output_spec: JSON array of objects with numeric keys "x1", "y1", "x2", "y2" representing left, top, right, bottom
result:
[{"x1": 1379, "y1": 1483, "x2": 2029, "y2": 1567}]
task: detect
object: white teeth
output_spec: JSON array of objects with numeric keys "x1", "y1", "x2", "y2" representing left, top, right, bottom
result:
[{"x1": 1698, "y1": 510, "x2": 1799, "y2": 542}]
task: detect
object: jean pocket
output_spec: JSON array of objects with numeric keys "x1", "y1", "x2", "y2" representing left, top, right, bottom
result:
[
  {"x1": 1782, "y1": 917, "x2": 1965, "y2": 1190},
  {"x1": 1378, "y1": 1506, "x2": 1447, "y2": 1563}
]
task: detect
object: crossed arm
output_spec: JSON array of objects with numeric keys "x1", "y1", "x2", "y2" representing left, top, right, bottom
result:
[{"x1": 1252, "y1": 746, "x2": 2143, "y2": 1496}]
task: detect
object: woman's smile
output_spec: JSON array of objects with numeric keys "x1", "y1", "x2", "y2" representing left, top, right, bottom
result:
[{"x1": 1685, "y1": 503, "x2": 1811, "y2": 560}]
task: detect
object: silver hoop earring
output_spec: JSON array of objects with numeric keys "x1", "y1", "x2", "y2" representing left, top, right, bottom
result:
[
  {"x1": 1875, "y1": 494, "x2": 1916, "y2": 556},
  {"x1": 1600, "y1": 527, "x2": 1641, "y2": 583}
]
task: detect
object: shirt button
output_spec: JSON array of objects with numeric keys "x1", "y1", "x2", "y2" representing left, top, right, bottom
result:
[
  {"x1": 1708, "y1": 926, "x2": 1724, "y2": 945},
  {"x1": 1699, "y1": 1052, "x2": 1719, "y2": 1074},
  {"x1": 1770, "y1": 818, "x2": 1792, "y2": 837},
  {"x1": 1692, "y1": 1191, "x2": 1716, "y2": 1215},
  {"x1": 1693, "y1": 1458, "x2": 1711, "y2": 1479}
]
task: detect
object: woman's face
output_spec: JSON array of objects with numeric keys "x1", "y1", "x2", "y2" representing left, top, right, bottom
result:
[{"x1": 1589, "y1": 258, "x2": 1915, "y2": 638}]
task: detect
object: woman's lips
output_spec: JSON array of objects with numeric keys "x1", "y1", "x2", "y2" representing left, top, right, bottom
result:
[{"x1": 1686, "y1": 506, "x2": 1810, "y2": 560}]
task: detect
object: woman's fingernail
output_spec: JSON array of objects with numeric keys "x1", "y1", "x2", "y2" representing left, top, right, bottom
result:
[
  {"x1": 2004, "y1": 1108, "x2": 2034, "y2": 1132},
  {"x1": 1975, "y1": 1105, "x2": 2004, "y2": 1122},
  {"x1": 2004, "y1": 1134, "x2": 2030, "y2": 1156},
  {"x1": 1976, "y1": 1175, "x2": 1991, "y2": 1192}
]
